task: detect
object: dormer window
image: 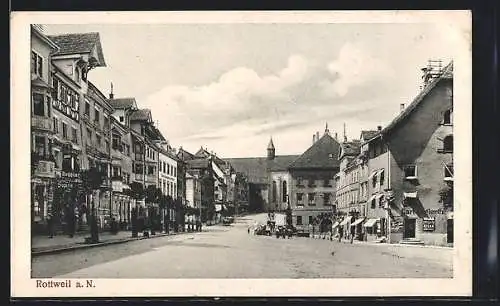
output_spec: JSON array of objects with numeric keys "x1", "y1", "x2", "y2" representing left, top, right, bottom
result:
[
  {"x1": 443, "y1": 109, "x2": 453, "y2": 125},
  {"x1": 443, "y1": 135, "x2": 453, "y2": 153},
  {"x1": 404, "y1": 165, "x2": 417, "y2": 180},
  {"x1": 31, "y1": 51, "x2": 43, "y2": 77}
]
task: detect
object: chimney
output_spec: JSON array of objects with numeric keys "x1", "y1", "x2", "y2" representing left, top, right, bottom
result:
[
  {"x1": 377, "y1": 126, "x2": 382, "y2": 131},
  {"x1": 109, "y1": 82, "x2": 114, "y2": 99},
  {"x1": 335, "y1": 132, "x2": 338, "y2": 140},
  {"x1": 313, "y1": 134, "x2": 316, "y2": 144},
  {"x1": 400, "y1": 103, "x2": 405, "y2": 113},
  {"x1": 316, "y1": 131, "x2": 320, "y2": 141}
]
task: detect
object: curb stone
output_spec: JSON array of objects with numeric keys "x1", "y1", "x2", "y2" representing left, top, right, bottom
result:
[{"x1": 31, "y1": 232, "x2": 188, "y2": 257}]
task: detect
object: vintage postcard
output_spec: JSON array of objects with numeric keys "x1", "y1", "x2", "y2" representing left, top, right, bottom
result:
[{"x1": 11, "y1": 10, "x2": 472, "y2": 297}]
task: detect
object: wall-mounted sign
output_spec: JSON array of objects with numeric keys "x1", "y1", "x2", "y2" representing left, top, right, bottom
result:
[{"x1": 423, "y1": 217, "x2": 435, "y2": 232}]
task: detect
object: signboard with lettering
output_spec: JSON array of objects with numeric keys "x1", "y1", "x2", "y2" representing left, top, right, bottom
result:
[{"x1": 423, "y1": 217, "x2": 435, "y2": 231}]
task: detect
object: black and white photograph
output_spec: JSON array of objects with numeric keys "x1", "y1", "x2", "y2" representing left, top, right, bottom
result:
[{"x1": 11, "y1": 11, "x2": 472, "y2": 297}]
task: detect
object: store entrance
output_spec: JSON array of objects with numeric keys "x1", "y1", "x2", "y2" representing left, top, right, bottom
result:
[
  {"x1": 404, "y1": 218, "x2": 416, "y2": 238},
  {"x1": 447, "y1": 219, "x2": 454, "y2": 243}
]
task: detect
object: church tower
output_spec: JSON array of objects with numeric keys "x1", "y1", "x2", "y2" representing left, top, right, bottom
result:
[{"x1": 267, "y1": 137, "x2": 275, "y2": 160}]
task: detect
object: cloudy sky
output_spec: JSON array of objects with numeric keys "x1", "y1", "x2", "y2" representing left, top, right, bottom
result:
[{"x1": 44, "y1": 22, "x2": 457, "y2": 158}]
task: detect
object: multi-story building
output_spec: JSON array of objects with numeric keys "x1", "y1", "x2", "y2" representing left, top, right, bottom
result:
[
  {"x1": 365, "y1": 61, "x2": 454, "y2": 246},
  {"x1": 30, "y1": 25, "x2": 59, "y2": 232},
  {"x1": 287, "y1": 126, "x2": 341, "y2": 231},
  {"x1": 157, "y1": 138, "x2": 179, "y2": 230},
  {"x1": 48, "y1": 31, "x2": 109, "y2": 229},
  {"x1": 185, "y1": 171, "x2": 202, "y2": 211}
]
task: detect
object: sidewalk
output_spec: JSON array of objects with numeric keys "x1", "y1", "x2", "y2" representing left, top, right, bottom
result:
[
  {"x1": 307, "y1": 234, "x2": 453, "y2": 249},
  {"x1": 31, "y1": 230, "x2": 178, "y2": 256}
]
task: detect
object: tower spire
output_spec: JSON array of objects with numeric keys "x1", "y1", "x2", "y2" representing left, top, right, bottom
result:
[
  {"x1": 343, "y1": 122, "x2": 347, "y2": 142},
  {"x1": 267, "y1": 136, "x2": 275, "y2": 160},
  {"x1": 325, "y1": 122, "x2": 330, "y2": 135}
]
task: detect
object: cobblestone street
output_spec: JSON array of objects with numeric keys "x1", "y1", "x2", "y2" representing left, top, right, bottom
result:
[{"x1": 32, "y1": 214, "x2": 453, "y2": 278}]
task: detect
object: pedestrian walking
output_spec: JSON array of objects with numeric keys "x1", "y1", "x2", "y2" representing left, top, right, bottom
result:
[{"x1": 47, "y1": 213, "x2": 54, "y2": 238}]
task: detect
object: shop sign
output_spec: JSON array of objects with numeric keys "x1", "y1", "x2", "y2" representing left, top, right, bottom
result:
[
  {"x1": 423, "y1": 217, "x2": 435, "y2": 232},
  {"x1": 403, "y1": 206, "x2": 414, "y2": 216},
  {"x1": 425, "y1": 208, "x2": 445, "y2": 215}
]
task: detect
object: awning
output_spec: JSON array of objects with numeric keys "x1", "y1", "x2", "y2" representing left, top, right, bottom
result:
[
  {"x1": 350, "y1": 218, "x2": 365, "y2": 226},
  {"x1": 339, "y1": 218, "x2": 350, "y2": 226},
  {"x1": 332, "y1": 221, "x2": 339, "y2": 229},
  {"x1": 378, "y1": 169, "x2": 385, "y2": 176},
  {"x1": 376, "y1": 193, "x2": 384, "y2": 200},
  {"x1": 447, "y1": 212, "x2": 454, "y2": 219},
  {"x1": 368, "y1": 170, "x2": 378, "y2": 180},
  {"x1": 363, "y1": 218, "x2": 378, "y2": 227},
  {"x1": 215, "y1": 204, "x2": 222, "y2": 212},
  {"x1": 403, "y1": 192, "x2": 418, "y2": 198},
  {"x1": 367, "y1": 195, "x2": 376, "y2": 203}
]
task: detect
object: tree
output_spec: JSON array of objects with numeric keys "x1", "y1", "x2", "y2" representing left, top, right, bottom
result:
[
  {"x1": 129, "y1": 182, "x2": 144, "y2": 236},
  {"x1": 81, "y1": 167, "x2": 105, "y2": 243}
]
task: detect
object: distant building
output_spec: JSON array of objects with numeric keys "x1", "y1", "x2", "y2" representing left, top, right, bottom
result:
[{"x1": 287, "y1": 125, "x2": 341, "y2": 230}]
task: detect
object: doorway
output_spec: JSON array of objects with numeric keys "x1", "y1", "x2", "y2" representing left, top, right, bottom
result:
[
  {"x1": 404, "y1": 218, "x2": 416, "y2": 238},
  {"x1": 447, "y1": 219, "x2": 454, "y2": 243}
]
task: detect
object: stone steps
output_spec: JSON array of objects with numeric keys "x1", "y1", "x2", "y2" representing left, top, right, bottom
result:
[{"x1": 399, "y1": 238, "x2": 425, "y2": 245}]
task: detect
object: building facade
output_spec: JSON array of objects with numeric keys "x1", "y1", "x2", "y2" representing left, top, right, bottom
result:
[
  {"x1": 31, "y1": 25, "x2": 59, "y2": 232},
  {"x1": 366, "y1": 61, "x2": 454, "y2": 246},
  {"x1": 288, "y1": 126, "x2": 341, "y2": 231}
]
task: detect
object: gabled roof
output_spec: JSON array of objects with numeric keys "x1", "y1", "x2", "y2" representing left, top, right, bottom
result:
[
  {"x1": 288, "y1": 133, "x2": 341, "y2": 170},
  {"x1": 109, "y1": 98, "x2": 137, "y2": 110},
  {"x1": 177, "y1": 148, "x2": 196, "y2": 161},
  {"x1": 130, "y1": 109, "x2": 152, "y2": 122},
  {"x1": 339, "y1": 141, "x2": 361, "y2": 159},
  {"x1": 48, "y1": 32, "x2": 106, "y2": 67},
  {"x1": 381, "y1": 61, "x2": 453, "y2": 137},
  {"x1": 195, "y1": 147, "x2": 211, "y2": 158},
  {"x1": 360, "y1": 130, "x2": 379, "y2": 142},
  {"x1": 224, "y1": 157, "x2": 269, "y2": 183}
]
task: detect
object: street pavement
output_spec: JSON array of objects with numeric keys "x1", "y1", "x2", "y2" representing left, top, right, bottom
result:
[{"x1": 32, "y1": 213, "x2": 453, "y2": 278}]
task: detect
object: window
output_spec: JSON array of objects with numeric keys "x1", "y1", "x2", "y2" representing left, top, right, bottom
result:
[
  {"x1": 62, "y1": 122, "x2": 68, "y2": 139},
  {"x1": 84, "y1": 101, "x2": 90, "y2": 117},
  {"x1": 444, "y1": 164, "x2": 454, "y2": 179},
  {"x1": 308, "y1": 193, "x2": 315, "y2": 206},
  {"x1": 372, "y1": 173, "x2": 377, "y2": 188},
  {"x1": 297, "y1": 193, "x2": 304, "y2": 204},
  {"x1": 62, "y1": 156, "x2": 72, "y2": 172},
  {"x1": 324, "y1": 193, "x2": 331, "y2": 206},
  {"x1": 112, "y1": 134, "x2": 121, "y2": 150},
  {"x1": 379, "y1": 195, "x2": 385, "y2": 208},
  {"x1": 296, "y1": 177, "x2": 304, "y2": 187},
  {"x1": 104, "y1": 140, "x2": 109, "y2": 152},
  {"x1": 96, "y1": 134, "x2": 102, "y2": 148},
  {"x1": 272, "y1": 181, "x2": 277, "y2": 203},
  {"x1": 119, "y1": 116, "x2": 124, "y2": 123},
  {"x1": 148, "y1": 166, "x2": 154, "y2": 175},
  {"x1": 371, "y1": 197, "x2": 376, "y2": 209},
  {"x1": 443, "y1": 135, "x2": 453, "y2": 152},
  {"x1": 296, "y1": 216, "x2": 303, "y2": 226},
  {"x1": 72, "y1": 127, "x2": 78, "y2": 143},
  {"x1": 282, "y1": 181, "x2": 287, "y2": 202},
  {"x1": 86, "y1": 128, "x2": 93, "y2": 144},
  {"x1": 174, "y1": 167, "x2": 177, "y2": 177},
  {"x1": 443, "y1": 109, "x2": 453, "y2": 125},
  {"x1": 308, "y1": 216, "x2": 313, "y2": 224},
  {"x1": 308, "y1": 178, "x2": 315, "y2": 187},
  {"x1": 32, "y1": 93, "x2": 45, "y2": 116},
  {"x1": 34, "y1": 135, "x2": 45, "y2": 156},
  {"x1": 104, "y1": 116, "x2": 110, "y2": 131},
  {"x1": 112, "y1": 166, "x2": 120, "y2": 177},
  {"x1": 379, "y1": 169, "x2": 385, "y2": 186},
  {"x1": 134, "y1": 163, "x2": 143, "y2": 174},
  {"x1": 404, "y1": 165, "x2": 417, "y2": 179},
  {"x1": 31, "y1": 51, "x2": 43, "y2": 76},
  {"x1": 94, "y1": 108, "x2": 100, "y2": 124},
  {"x1": 324, "y1": 178, "x2": 331, "y2": 187},
  {"x1": 53, "y1": 118, "x2": 59, "y2": 133}
]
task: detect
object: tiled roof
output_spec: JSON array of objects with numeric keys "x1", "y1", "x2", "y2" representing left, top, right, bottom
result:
[
  {"x1": 268, "y1": 155, "x2": 300, "y2": 172},
  {"x1": 360, "y1": 130, "x2": 379, "y2": 141},
  {"x1": 177, "y1": 148, "x2": 196, "y2": 161},
  {"x1": 382, "y1": 61, "x2": 453, "y2": 136},
  {"x1": 130, "y1": 109, "x2": 152, "y2": 121},
  {"x1": 340, "y1": 141, "x2": 361, "y2": 158},
  {"x1": 48, "y1": 32, "x2": 106, "y2": 67},
  {"x1": 288, "y1": 133, "x2": 341, "y2": 169},
  {"x1": 224, "y1": 157, "x2": 269, "y2": 183},
  {"x1": 187, "y1": 159, "x2": 210, "y2": 169},
  {"x1": 108, "y1": 98, "x2": 137, "y2": 109}
]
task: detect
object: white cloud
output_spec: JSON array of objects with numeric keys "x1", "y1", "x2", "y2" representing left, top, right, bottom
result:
[{"x1": 323, "y1": 42, "x2": 394, "y2": 97}]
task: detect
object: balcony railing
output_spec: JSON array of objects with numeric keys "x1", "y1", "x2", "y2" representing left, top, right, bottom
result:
[
  {"x1": 31, "y1": 116, "x2": 53, "y2": 132},
  {"x1": 33, "y1": 160, "x2": 56, "y2": 178}
]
